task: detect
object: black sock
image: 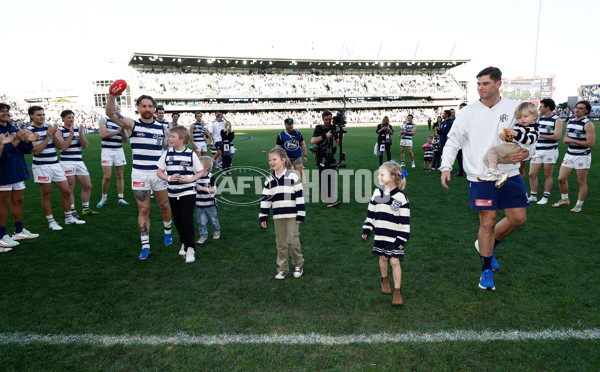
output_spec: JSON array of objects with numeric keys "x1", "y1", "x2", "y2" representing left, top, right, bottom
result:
[{"x1": 481, "y1": 255, "x2": 492, "y2": 271}]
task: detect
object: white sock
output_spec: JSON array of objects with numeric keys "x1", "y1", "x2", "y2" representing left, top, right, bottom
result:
[
  {"x1": 46, "y1": 215, "x2": 55, "y2": 224},
  {"x1": 576, "y1": 200, "x2": 584, "y2": 207},
  {"x1": 101, "y1": 194, "x2": 108, "y2": 201},
  {"x1": 561, "y1": 193, "x2": 569, "y2": 200}
]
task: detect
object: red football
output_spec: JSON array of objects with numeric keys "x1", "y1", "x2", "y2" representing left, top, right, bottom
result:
[{"x1": 109, "y1": 79, "x2": 127, "y2": 96}]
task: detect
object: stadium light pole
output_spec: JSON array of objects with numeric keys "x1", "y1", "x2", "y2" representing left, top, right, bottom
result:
[{"x1": 534, "y1": 0, "x2": 542, "y2": 76}]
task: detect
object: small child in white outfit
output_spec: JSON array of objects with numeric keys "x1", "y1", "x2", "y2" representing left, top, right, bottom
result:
[{"x1": 478, "y1": 102, "x2": 539, "y2": 188}]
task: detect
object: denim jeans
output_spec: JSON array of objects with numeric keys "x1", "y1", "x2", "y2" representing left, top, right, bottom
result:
[{"x1": 197, "y1": 206, "x2": 220, "y2": 237}]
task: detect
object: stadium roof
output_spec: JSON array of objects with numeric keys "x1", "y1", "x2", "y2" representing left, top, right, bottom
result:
[{"x1": 128, "y1": 52, "x2": 469, "y2": 72}]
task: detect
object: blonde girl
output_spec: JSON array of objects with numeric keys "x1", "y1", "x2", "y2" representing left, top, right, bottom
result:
[
  {"x1": 362, "y1": 160, "x2": 410, "y2": 306},
  {"x1": 259, "y1": 148, "x2": 306, "y2": 279}
]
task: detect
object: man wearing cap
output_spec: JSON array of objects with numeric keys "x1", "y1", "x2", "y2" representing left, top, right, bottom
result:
[{"x1": 276, "y1": 118, "x2": 308, "y2": 187}]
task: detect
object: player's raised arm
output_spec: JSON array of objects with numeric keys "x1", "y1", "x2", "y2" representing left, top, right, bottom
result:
[{"x1": 105, "y1": 80, "x2": 134, "y2": 135}]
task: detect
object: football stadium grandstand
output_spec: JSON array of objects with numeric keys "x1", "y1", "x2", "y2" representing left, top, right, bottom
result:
[
  {"x1": 579, "y1": 83, "x2": 600, "y2": 104},
  {"x1": 92, "y1": 53, "x2": 469, "y2": 127}
]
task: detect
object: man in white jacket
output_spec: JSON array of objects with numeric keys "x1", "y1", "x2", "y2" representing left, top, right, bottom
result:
[{"x1": 440, "y1": 66, "x2": 530, "y2": 291}]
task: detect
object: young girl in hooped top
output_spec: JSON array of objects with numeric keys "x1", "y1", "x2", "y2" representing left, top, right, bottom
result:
[
  {"x1": 362, "y1": 160, "x2": 410, "y2": 306},
  {"x1": 259, "y1": 147, "x2": 306, "y2": 280}
]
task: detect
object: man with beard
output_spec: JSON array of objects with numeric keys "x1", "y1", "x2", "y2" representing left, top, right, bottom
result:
[{"x1": 106, "y1": 93, "x2": 173, "y2": 260}]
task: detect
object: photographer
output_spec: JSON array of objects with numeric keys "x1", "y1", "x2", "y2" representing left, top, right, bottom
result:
[
  {"x1": 376, "y1": 116, "x2": 394, "y2": 165},
  {"x1": 311, "y1": 111, "x2": 341, "y2": 207}
]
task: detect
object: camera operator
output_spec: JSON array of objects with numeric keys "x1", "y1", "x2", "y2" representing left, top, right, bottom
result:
[
  {"x1": 311, "y1": 111, "x2": 341, "y2": 207},
  {"x1": 376, "y1": 116, "x2": 394, "y2": 165}
]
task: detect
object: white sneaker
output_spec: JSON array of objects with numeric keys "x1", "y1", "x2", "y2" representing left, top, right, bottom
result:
[
  {"x1": 0, "y1": 247, "x2": 12, "y2": 253},
  {"x1": 293, "y1": 266, "x2": 303, "y2": 278},
  {"x1": 411, "y1": 162, "x2": 416, "y2": 168},
  {"x1": 537, "y1": 198, "x2": 548, "y2": 205},
  {"x1": 528, "y1": 195, "x2": 537, "y2": 202},
  {"x1": 552, "y1": 199, "x2": 570, "y2": 208},
  {"x1": 178, "y1": 243, "x2": 186, "y2": 256},
  {"x1": 197, "y1": 236, "x2": 208, "y2": 245},
  {"x1": 477, "y1": 168, "x2": 498, "y2": 182},
  {"x1": 49, "y1": 221, "x2": 63, "y2": 230},
  {"x1": 494, "y1": 172, "x2": 509, "y2": 189},
  {"x1": 213, "y1": 231, "x2": 221, "y2": 239},
  {"x1": 185, "y1": 248, "x2": 195, "y2": 263},
  {"x1": 0, "y1": 234, "x2": 19, "y2": 248},
  {"x1": 275, "y1": 271, "x2": 287, "y2": 280},
  {"x1": 12, "y1": 228, "x2": 39, "y2": 240},
  {"x1": 570, "y1": 205, "x2": 582, "y2": 213},
  {"x1": 65, "y1": 217, "x2": 86, "y2": 225}
]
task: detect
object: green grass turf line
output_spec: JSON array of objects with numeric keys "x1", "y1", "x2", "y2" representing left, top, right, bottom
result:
[{"x1": 1, "y1": 123, "x2": 598, "y2": 369}]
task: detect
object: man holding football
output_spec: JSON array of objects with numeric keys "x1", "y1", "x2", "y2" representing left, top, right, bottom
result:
[{"x1": 105, "y1": 81, "x2": 173, "y2": 260}]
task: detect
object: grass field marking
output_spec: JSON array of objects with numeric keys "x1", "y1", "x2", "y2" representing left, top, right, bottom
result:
[{"x1": 1, "y1": 328, "x2": 598, "y2": 346}]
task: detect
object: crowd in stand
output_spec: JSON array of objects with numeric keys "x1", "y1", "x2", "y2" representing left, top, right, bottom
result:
[
  {"x1": 134, "y1": 71, "x2": 464, "y2": 98},
  {"x1": 166, "y1": 108, "x2": 438, "y2": 127},
  {"x1": 579, "y1": 84, "x2": 600, "y2": 104},
  {"x1": 1, "y1": 95, "x2": 102, "y2": 130}
]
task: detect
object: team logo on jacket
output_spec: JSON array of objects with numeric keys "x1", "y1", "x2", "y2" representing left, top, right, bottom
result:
[
  {"x1": 391, "y1": 200, "x2": 401, "y2": 211},
  {"x1": 284, "y1": 140, "x2": 299, "y2": 151}
]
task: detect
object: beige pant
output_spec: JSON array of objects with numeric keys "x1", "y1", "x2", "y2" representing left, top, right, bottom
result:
[
  {"x1": 483, "y1": 143, "x2": 521, "y2": 167},
  {"x1": 274, "y1": 218, "x2": 303, "y2": 273}
]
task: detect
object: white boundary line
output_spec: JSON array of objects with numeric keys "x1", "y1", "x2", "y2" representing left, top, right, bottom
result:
[{"x1": 1, "y1": 329, "x2": 599, "y2": 346}]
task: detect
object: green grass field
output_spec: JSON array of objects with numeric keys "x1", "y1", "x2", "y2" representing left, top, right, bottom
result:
[{"x1": 1, "y1": 124, "x2": 599, "y2": 370}]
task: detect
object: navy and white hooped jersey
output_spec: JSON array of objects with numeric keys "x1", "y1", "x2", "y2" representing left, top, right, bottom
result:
[
  {"x1": 59, "y1": 126, "x2": 83, "y2": 162},
  {"x1": 101, "y1": 117, "x2": 124, "y2": 149},
  {"x1": 362, "y1": 187, "x2": 411, "y2": 255},
  {"x1": 259, "y1": 170, "x2": 305, "y2": 222},
  {"x1": 196, "y1": 173, "x2": 217, "y2": 208},
  {"x1": 276, "y1": 130, "x2": 304, "y2": 159},
  {"x1": 157, "y1": 148, "x2": 203, "y2": 198},
  {"x1": 401, "y1": 123, "x2": 415, "y2": 140},
  {"x1": 566, "y1": 117, "x2": 591, "y2": 156},
  {"x1": 423, "y1": 144, "x2": 434, "y2": 159},
  {"x1": 29, "y1": 124, "x2": 59, "y2": 167},
  {"x1": 192, "y1": 122, "x2": 206, "y2": 143},
  {"x1": 157, "y1": 119, "x2": 169, "y2": 128},
  {"x1": 536, "y1": 114, "x2": 560, "y2": 151},
  {"x1": 130, "y1": 119, "x2": 165, "y2": 171}
]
